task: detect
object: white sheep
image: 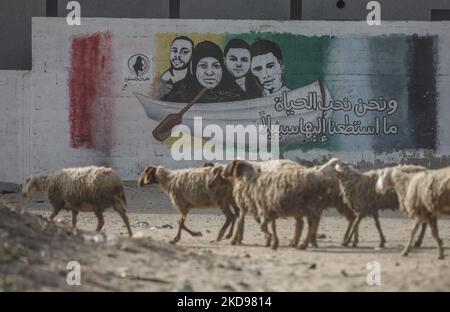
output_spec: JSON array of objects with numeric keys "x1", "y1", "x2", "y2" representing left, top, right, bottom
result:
[
  {"x1": 376, "y1": 166, "x2": 450, "y2": 259},
  {"x1": 21, "y1": 166, "x2": 133, "y2": 236},
  {"x1": 221, "y1": 160, "x2": 339, "y2": 250},
  {"x1": 137, "y1": 165, "x2": 238, "y2": 243},
  {"x1": 207, "y1": 159, "x2": 306, "y2": 246},
  {"x1": 318, "y1": 158, "x2": 427, "y2": 248},
  {"x1": 209, "y1": 160, "x2": 356, "y2": 248}
]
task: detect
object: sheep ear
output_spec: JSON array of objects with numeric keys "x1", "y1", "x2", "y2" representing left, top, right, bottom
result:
[
  {"x1": 235, "y1": 161, "x2": 254, "y2": 179},
  {"x1": 376, "y1": 169, "x2": 390, "y2": 192},
  {"x1": 335, "y1": 163, "x2": 344, "y2": 173},
  {"x1": 143, "y1": 166, "x2": 156, "y2": 184},
  {"x1": 376, "y1": 172, "x2": 384, "y2": 191},
  {"x1": 223, "y1": 160, "x2": 238, "y2": 178},
  {"x1": 233, "y1": 161, "x2": 245, "y2": 178}
]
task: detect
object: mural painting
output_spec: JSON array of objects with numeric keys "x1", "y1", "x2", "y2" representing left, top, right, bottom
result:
[
  {"x1": 133, "y1": 32, "x2": 438, "y2": 154},
  {"x1": 64, "y1": 22, "x2": 440, "y2": 162}
]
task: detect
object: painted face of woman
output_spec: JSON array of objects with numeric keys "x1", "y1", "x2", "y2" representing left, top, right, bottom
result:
[
  {"x1": 225, "y1": 48, "x2": 251, "y2": 79},
  {"x1": 170, "y1": 39, "x2": 193, "y2": 70},
  {"x1": 196, "y1": 57, "x2": 223, "y2": 89}
]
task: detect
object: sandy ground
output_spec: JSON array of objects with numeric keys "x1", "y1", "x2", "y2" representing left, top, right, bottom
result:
[{"x1": 1, "y1": 181, "x2": 450, "y2": 291}]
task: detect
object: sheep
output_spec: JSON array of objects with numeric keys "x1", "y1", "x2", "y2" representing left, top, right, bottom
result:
[
  {"x1": 378, "y1": 164, "x2": 429, "y2": 249},
  {"x1": 201, "y1": 162, "x2": 240, "y2": 240},
  {"x1": 318, "y1": 158, "x2": 427, "y2": 248},
  {"x1": 21, "y1": 166, "x2": 133, "y2": 236},
  {"x1": 203, "y1": 159, "x2": 303, "y2": 223},
  {"x1": 221, "y1": 160, "x2": 345, "y2": 250},
  {"x1": 376, "y1": 166, "x2": 450, "y2": 259},
  {"x1": 320, "y1": 178, "x2": 358, "y2": 247},
  {"x1": 205, "y1": 159, "x2": 304, "y2": 245},
  {"x1": 202, "y1": 162, "x2": 242, "y2": 223},
  {"x1": 208, "y1": 160, "x2": 357, "y2": 248},
  {"x1": 137, "y1": 165, "x2": 239, "y2": 243}
]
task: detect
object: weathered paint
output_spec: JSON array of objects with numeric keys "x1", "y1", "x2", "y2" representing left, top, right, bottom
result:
[
  {"x1": 3, "y1": 18, "x2": 450, "y2": 184},
  {"x1": 68, "y1": 32, "x2": 113, "y2": 153}
]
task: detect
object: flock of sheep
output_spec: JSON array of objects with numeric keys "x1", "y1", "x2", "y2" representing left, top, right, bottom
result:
[{"x1": 21, "y1": 158, "x2": 450, "y2": 259}]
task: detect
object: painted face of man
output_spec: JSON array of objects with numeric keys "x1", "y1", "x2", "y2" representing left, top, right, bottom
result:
[
  {"x1": 250, "y1": 52, "x2": 284, "y2": 94},
  {"x1": 170, "y1": 39, "x2": 193, "y2": 70},
  {"x1": 196, "y1": 57, "x2": 223, "y2": 89},
  {"x1": 225, "y1": 48, "x2": 251, "y2": 79}
]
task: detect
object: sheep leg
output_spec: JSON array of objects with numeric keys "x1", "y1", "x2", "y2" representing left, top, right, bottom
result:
[
  {"x1": 113, "y1": 201, "x2": 133, "y2": 237},
  {"x1": 309, "y1": 215, "x2": 321, "y2": 248},
  {"x1": 225, "y1": 214, "x2": 237, "y2": 240},
  {"x1": 401, "y1": 220, "x2": 421, "y2": 257},
  {"x1": 171, "y1": 216, "x2": 184, "y2": 244},
  {"x1": 298, "y1": 215, "x2": 318, "y2": 250},
  {"x1": 428, "y1": 216, "x2": 444, "y2": 260},
  {"x1": 414, "y1": 223, "x2": 427, "y2": 248},
  {"x1": 68, "y1": 210, "x2": 79, "y2": 235},
  {"x1": 225, "y1": 203, "x2": 240, "y2": 239},
  {"x1": 49, "y1": 205, "x2": 63, "y2": 221},
  {"x1": 310, "y1": 215, "x2": 321, "y2": 248},
  {"x1": 95, "y1": 210, "x2": 105, "y2": 232},
  {"x1": 71, "y1": 210, "x2": 79, "y2": 228},
  {"x1": 289, "y1": 216, "x2": 304, "y2": 248},
  {"x1": 344, "y1": 214, "x2": 362, "y2": 247},
  {"x1": 215, "y1": 205, "x2": 235, "y2": 242},
  {"x1": 373, "y1": 212, "x2": 387, "y2": 248},
  {"x1": 181, "y1": 218, "x2": 202, "y2": 237},
  {"x1": 352, "y1": 221, "x2": 360, "y2": 247},
  {"x1": 342, "y1": 216, "x2": 354, "y2": 246},
  {"x1": 271, "y1": 219, "x2": 279, "y2": 250},
  {"x1": 260, "y1": 218, "x2": 272, "y2": 247},
  {"x1": 231, "y1": 208, "x2": 246, "y2": 245},
  {"x1": 231, "y1": 202, "x2": 240, "y2": 218}
]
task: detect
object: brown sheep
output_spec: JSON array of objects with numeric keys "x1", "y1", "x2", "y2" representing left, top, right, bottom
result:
[
  {"x1": 222, "y1": 160, "x2": 341, "y2": 250},
  {"x1": 209, "y1": 160, "x2": 357, "y2": 248},
  {"x1": 21, "y1": 166, "x2": 133, "y2": 236},
  {"x1": 137, "y1": 165, "x2": 239, "y2": 243},
  {"x1": 376, "y1": 166, "x2": 450, "y2": 259},
  {"x1": 319, "y1": 158, "x2": 427, "y2": 248}
]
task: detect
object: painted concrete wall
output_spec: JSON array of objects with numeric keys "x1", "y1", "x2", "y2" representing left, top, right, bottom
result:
[
  {"x1": 3, "y1": 17, "x2": 450, "y2": 184},
  {"x1": 0, "y1": 70, "x2": 31, "y2": 183}
]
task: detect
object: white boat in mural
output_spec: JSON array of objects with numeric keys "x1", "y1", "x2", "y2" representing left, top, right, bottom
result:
[{"x1": 134, "y1": 80, "x2": 331, "y2": 146}]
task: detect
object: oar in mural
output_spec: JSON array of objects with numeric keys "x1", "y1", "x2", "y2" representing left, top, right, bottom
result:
[{"x1": 152, "y1": 88, "x2": 208, "y2": 142}]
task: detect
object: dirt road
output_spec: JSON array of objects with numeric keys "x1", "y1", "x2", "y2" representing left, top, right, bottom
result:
[{"x1": 1, "y1": 182, "x2": 450, "y2": 291}]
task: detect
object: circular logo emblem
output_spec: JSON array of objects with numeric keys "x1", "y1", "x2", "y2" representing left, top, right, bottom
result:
[{"x1": 128, "y1": 54, "x2": 150, "y2": 77}]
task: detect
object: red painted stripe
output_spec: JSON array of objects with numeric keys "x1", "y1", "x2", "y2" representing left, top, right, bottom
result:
[{"x1": 68, "y1": 32, "x2": 113, "y2": 153}]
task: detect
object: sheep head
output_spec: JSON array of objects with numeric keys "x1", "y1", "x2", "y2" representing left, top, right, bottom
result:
[
  {"x1": 207, "y1": 166, "x2": 225, "y2": 190},
  {"x1": 137, "y1": 165, "x2": 158, "y2": 187},
  {"x1": 22, "y1": 175, "x2": 41, "y2": 197},
  {"x1": 376, "y1": 168, "x2": 394, "y2": 194},
  {"x1": 222, "y1": 160, "x2": 258, "y2": 181},
  {"x1": 318, "y1": 157, "x2": 349, "y2": 177}
]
